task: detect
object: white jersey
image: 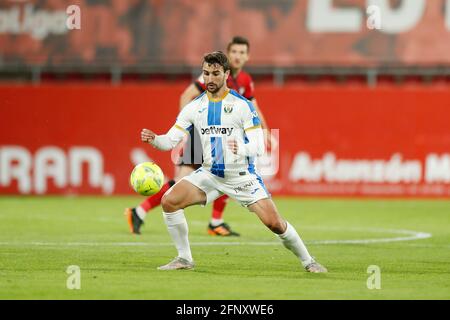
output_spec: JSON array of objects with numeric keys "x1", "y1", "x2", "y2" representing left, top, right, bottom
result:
[{"x1": 174, "y1": 89, "x2": 262, "y2": 178}]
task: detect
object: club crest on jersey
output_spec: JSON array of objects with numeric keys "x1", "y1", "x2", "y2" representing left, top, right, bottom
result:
[{"x1": 224, "y1": 104, "x2": 233, "y2": 114}]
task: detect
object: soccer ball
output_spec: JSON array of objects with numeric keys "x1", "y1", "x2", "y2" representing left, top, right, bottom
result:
[{"x1": 130, "y1": 162, "x2": 164, "y2": 196}]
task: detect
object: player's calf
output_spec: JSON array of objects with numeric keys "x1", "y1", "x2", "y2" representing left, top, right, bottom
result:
[{"x1": 249, "y1": 199, "x2": 327, "y2": 272}]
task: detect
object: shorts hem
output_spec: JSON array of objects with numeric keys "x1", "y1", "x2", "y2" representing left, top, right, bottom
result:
[
  {"x1": 242, "y1": 195, "x2": 271, "y2": 208},
  {"x1": 181, "y1": 174, "x2": 221, "y2": 206}
]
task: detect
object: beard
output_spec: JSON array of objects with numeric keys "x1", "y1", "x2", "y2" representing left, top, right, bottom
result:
[{"x1": 206, "y1": 81, "x2": 224, "y2": 94}]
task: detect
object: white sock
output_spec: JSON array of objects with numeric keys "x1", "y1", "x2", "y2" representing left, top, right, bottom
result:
[
  {"x1": 163, "y1": 210, "x2": 193, "y2": 262},
  {"x1": 210, "y1": 218, "x2": 224, "y2": 227},
  {"x1": 135, "y1": 206, "x2": 146, "y2": 221},
  {"x1": 278, "y1": 221, "x2": 313, "y2": 267}
]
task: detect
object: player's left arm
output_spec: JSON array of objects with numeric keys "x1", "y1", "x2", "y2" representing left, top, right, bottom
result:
[
  {"x1": 227, "y1": 127, "x2": 265, "y2": 157},
  {"x1": 227, "y1": 102, "x2": 265, "y2": 157}
]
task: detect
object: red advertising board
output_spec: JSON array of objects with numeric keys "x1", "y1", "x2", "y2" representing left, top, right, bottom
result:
[{"x1": 1, "y1": 84, "x2": 450, "y2": 196}]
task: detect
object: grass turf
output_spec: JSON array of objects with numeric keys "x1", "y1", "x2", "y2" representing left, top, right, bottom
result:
[{"x1": 0, "y1": 196, "x2": 449, "y2": 300}]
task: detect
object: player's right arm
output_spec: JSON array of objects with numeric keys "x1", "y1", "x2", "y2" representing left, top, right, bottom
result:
[
  {"x1": 141, "y1": 103, "x2": 194, "y2": 151},
  {"x1": 141, "y1": 126, "x2": 186, "y2": 151}
]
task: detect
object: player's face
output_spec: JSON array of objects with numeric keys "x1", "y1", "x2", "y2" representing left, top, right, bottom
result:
[
  {"x1": 202, "y1": 63, "x2": 229, "y2": 94},
  {"x1": 227, "y1": 44, "x2": 249, "y2": 70}
]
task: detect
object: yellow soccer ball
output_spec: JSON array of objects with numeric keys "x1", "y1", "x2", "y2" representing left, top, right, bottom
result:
[{"x1": 130, "y1": 162, "x2": 164, "y2": 196}]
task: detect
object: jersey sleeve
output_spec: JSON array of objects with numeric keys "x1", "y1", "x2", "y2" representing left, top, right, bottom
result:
[
  {"x1": 242, "y1": 100, "x2": 261, "y2": 131},
  {"x1": 194, "y1": 74, "x2": 206, "y2": 92},
  {"x1": 174, "y1": 102, "x2": 194, "y2": 134}
]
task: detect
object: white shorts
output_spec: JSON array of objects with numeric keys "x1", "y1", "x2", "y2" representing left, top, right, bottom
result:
[{"x1": 182, "y1": 168, "x2": 271, "y2": 207}]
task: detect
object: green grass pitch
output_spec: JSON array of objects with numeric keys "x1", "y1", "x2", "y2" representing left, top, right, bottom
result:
[{"x1": 0, "y1": 196, "x2": 449, "y2": 300}]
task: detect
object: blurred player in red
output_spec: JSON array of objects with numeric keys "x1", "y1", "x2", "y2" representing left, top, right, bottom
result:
[{"x1": 125, "y1": 36, "x2": 270, "y2": 235}]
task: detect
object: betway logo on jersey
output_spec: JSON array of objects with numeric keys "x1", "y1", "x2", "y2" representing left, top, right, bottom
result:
[{"x1": 201, "y1": 126, "x2": 234, "y2": 136}]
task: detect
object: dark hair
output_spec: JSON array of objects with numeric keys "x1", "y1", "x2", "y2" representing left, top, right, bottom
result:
[
  {"x1": 227, "y1": 36, "x2": 250, "y2": 52},
  {"x1": 202, "y1": 51, "x2": 230, "y2": 72}
]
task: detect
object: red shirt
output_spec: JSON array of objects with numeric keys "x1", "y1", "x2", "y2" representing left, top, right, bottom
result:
[{"x1": 194, "y1": 70, "x2": 255, "y2": 101}]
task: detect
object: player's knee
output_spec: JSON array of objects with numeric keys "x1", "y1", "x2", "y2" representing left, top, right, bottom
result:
[
  {"x1": 265, "y1": 219, "x2": 285, "y2": 234},
  {"x1": 161, "y1": 193, "x2": 181, "y2": 212}
]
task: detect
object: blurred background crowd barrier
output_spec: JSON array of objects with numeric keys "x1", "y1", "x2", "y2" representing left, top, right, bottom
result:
[
  {"x1": 1, "y1": 0, "x2": 449, "y2": 196},
  {"x1": 1, "y1": 0, "x2": 450, "y2": 84}
]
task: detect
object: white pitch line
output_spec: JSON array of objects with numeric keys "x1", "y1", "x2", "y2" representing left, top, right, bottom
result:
[{"x1": 0, "y1": 228, "x2": 432, "y2": 247}]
